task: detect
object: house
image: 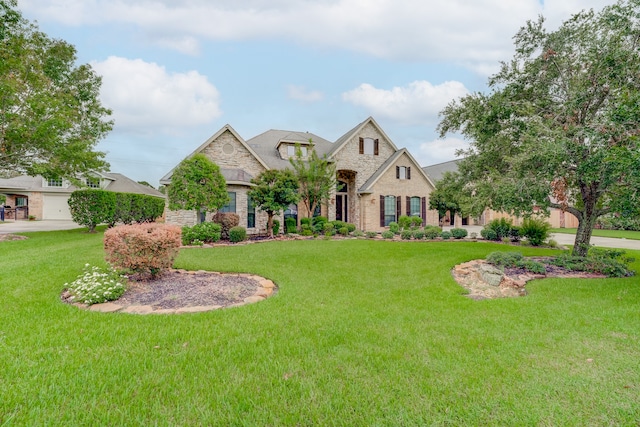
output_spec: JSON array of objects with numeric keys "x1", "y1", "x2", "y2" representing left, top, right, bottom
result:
[
  {"x1": 0, "y1": 172, "x2": 165, "y2": 221},
  {"x1": 422, "y1": 159, "x2": 579, "y2": 228},
  {"x1": 161, "y1": 117, "x2": 439, "y2": 233}
]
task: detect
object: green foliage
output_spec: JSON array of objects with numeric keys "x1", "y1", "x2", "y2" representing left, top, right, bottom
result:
[
  {"x1": 484, "y1": 219, "x2": 513, "y2": 241},
  {"x1": 229, "y1": 226, "x2": 247, "y2": 243},
  {"x1": 520, "y1": 218, "x2": 551, "y2": 246},
  {"x1": 272, "y1": 219, "x2": 280, "y2": 235},
  {"x1": 338, "y1": 226, "x2": 349, "y2": 236},
  {"x1": 366, "y1": 231, "x2": 377, "y2": 238},
  {"x1": 182, "y1": 222, "x2": 221, "y2": 245},
  {"x1": 429, "y1": 172, "x2": 480, "y2": 221},
  {"x1": 285, "y1": 217, "x2": 297, "y2": 234},
  {"x1": 438, "y1": 1, "x2": 640, "y2": 256},
  {"x1": 64, "y1": 264, "x2": 126, "y2": 305},
  {"x1": 330, "y1": 220, "x2": 346, "y2": 230},
  {"x1": 550, "y1": 248, "x2": 635, "y2": 278},
  {"x1": 410, "y1": 216, "x2": 423, "y2": 228},
  {"x1": 381, "y1": 230, "x2": 394, "y2": 239},
  {"x1": 481, "y1": 228, "x2": 498, "y2": 241},
  {"x1": 68, "y1": 189, "x2": 116, "y2": 232},
  {"x1": 400, "y1": 230, "x2": 413, "y2": 240},
  {"x1": 312, "y1": 216, "x2": 328, "y2": 233},
  {"x1": 112, "y1": 193, "x2": 165, "y2": 226},
  {"x1": 212, "y1": 212, "x2": 239, "y2": 240},
  {"x1": 486, "y1": 251, "x2": 546, "y2": 274},
  {"x1": 596, "y1": 214, "x2": 640, "y2": 231},
  {"x1": 346, "y1": 223, "x2": 356, "y2": 233},
  {"x1": 450, "y1": 228, "x2": 468, "y2": 239},
  {"x1": 0, "y1": 1, "x2": 112, "y2": 178},
  {"x1": 398, "y1": 215, "x2": 412, "y2": 230},
  {"x1": 168, "y1": 154, "x2": 228, "y2": 217},
  {"x1": 440, "y1": 231, "x2": 452, "y2": 240},
  {"x1": 300, "y1": 217, "x2": 311, "y2": 227},
  {"x1": 424, "y1": 226, "x2": 441, "y2": 240},
  {"x1": 300, "y1": 224, "x2": 313, "y2": 236},
  {"x1": 248, "y1": 169, "x2": 299, "y2": 237},
  {"x1": 289, "y1": 143, "x2": 336, "y2": 220},
  {"x1": 389, "y1": 222, "x2": 399, "y2": 234},
  {"x1": 413, "y1": 230, "x2": 425, "y2": 240},
  {"x1": 322, "y1": 222, "x2": 335, "y2": 235},
  {"x1": 352, "y1": 230, "x2": 365, "y2": 238}
]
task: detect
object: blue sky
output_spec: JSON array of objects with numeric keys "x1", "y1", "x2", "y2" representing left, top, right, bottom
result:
[{"x1": 19, "y1": 0, "x2": 613, "y2": 186}]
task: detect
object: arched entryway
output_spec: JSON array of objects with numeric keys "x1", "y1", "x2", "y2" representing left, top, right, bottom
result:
[{"x1": 335, "y1": 170, "x2": 356, "y2": 224}]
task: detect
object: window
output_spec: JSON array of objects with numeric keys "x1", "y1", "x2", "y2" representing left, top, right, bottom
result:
[
  {"x1": 86, "y1": 177, "x2": 100, "y2": 188},
  {"x1": 396, "y1": 166, "x2": 411, "y2": 180},
  {"x1": 284, "y1": 203, "x2": 298, "y2": 223},
  {"x1": 15, "y1": 197, "x2": 27, "y2": 207},
  {"x1": 336, "y1": 180, "x2": 347, "y2": 193},
  {"x1": 247, "y1": 196, "x2": 255, "y2": 228},
  {"x1": 410, "y1": 197, "x2": 421, "y2": 217},
  {"x1": 384, "y1": 195, "x2": 396, "y2": 226},
  {"x1": 359, "y1": 137, "x2": 379, "y2": 155},
  {"x1": 47, "y1": 178, "x2": 63, "y2": 187},
  {"x1": 219, "y1": 192, "x2": 236, "y2": 213},
  {"x1": 287, "y1": 145, "x2": 307, "y2": 157}
]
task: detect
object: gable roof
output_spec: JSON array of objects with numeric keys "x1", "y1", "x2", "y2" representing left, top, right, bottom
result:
[
  {"x1": 246, "y1": 129, "x2": 334, "y2": 170},
  {"x1": 102, "y1": 173, "x2": 165, "y2": 198},
  {"x1": 422, "y1": 159, "x2": 461, "y2": 183},
  {"x1": 159, "y1": 124, "x2": 269, "y2": 184},
  {"x1": 328, "y1": 117, "x2": 399, "y2": 158},
  {"x1": 358, "y1": 148, "x2": 435, "y2": 194}
]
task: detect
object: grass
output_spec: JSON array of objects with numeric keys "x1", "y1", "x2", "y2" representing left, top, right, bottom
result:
[
  {"x1": 551, "y1": 227, "x2": 640, "y2": 241},
  {"x1": 1, "y1": 230, "x2": 640, "y2": 425}
]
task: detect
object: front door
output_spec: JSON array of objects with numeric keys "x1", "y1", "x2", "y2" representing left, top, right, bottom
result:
[{"x1": 336, "y1": 194, "x2": 347, "y2": 222}]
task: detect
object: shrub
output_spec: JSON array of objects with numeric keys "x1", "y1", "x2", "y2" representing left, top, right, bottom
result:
[
  {"x1": 104, "y1": 223, "x2": 182, "y2": 278},
  {"x1": 212, "y1": 212, "x2": 240, "y2": 240},
  {"x1": 331, "y1": 220, "x2": 346, "y2": 231},
  {"x1": 300, "y1": 224, "x2": 313, "y2": 236},
  {"x1": 312, "y1": 216, "x2": 328, "y2": 233},
  {"x1": 398, "y1": 215, "x2": 412, "y2": 230},
  {"x1": 410, "y1": 216, "x2": 423, "y2": 228},
  {"x1": 389, "y1": 222, "x2": 400, "y2": 234},
  {"x1": 300, "y1": 217, "x2": 312, "y2": 227},
  {"x1": 381, "y1": 230, "x2": 395, "y2": 239},
  {"x1": 182, "y1": 221, "x2": 221, "y2": 245},
  {"x1": 346, "y1": 223, "x2": 356, "y2": 233},
  {"x1": 424, "y1": 226, "x2": 441, "y2": 240},
  {"x1": 486, "y1": 251, "x2": 546, "y2": 274},
  {"x1": 338, "y1": 226, "x2": 349, "y2": 236},
  {"x1": 64, "y1": 264, "x2": 127, "y2": 305},
  {"x1": 520, "y1": 217, "x2": 551, "y2": 246},
  {"x1": 481, "y1": 228, "x2": 498, "y2": 241},
  {"x1": 400, "y1": 230, "x2": 413, "y2": 240},
  {"x1": 549, "y1": 249, "x2": 635, "y2": 278},
  {"x1": 470, "y1": 232, "x2": 478, "y2": 239},
  {"x1": 285, "y1": 217, "x2": 297, "y2": 234},
  {"x1": 229, "y1": 226, "x2": 247, "y2": 243},
  {"x1": 366, "y1": 231, "x2": 377, "y2": 239},
  {"x1": 353, "y1": 230, "x2": 365, "y2": 238},
  {"x1": 272, "y1": 219, "x2": 280, "y2": 235},
  {"x1": 441, "y1": 231, "x2": 452, "y2": 240},
  {"x1": 520, "y1": 259, "x2": 547, "y2": 274},
  {"x1": 323, "y1": 222, "x2": 335, "y2": 235},
  {"x1": 547, "y1": 239, "x2": 559, "y2": 248},
  {"x1": 450, "y1": 228, "x2": 468, "y2": 239},
  {"x1": 68, "y1": 189, "x2": 116, "y2": 232},
  {"x1": 413, "y1": 230, "x2": 425, "y2": 240}
]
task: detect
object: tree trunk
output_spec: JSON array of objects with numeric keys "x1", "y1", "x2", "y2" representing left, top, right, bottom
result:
[
  {"x1": 267, "y1": 213, "x2": 274, "y2": 238},
  {"x1": 572, "y1": 192, "x2": 598, "y2": 257}
]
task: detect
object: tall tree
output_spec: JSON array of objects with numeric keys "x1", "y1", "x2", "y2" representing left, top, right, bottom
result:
[
  {"x1": 289, "y1": 142, "x2": 336, "y2": 218},
  {"x1": 428, "y1": 172, "x2": 478, "y2": 225},
  {"x1": 0, "y1": 0, "x2": 113, "y2": 179},
  {"x1": 247, "y1": 169, "x2": 299, "y2": 237},
  {"x1": 438, "y1": 0, "x2": 640, "y2": 256},
  {"x1": 168, "y1": 154, "x2": 229, "y2": 223}
]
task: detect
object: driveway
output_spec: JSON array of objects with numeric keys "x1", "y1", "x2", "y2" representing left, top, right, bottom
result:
[
  {"x1": 0, "y1": 219, "x2": 82, "y2": 234},
  {"x1": 443, "y1": 225, "x2": 640, "y2": 251}
]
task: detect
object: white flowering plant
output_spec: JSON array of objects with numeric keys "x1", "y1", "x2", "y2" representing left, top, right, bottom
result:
[{"x1": 64, "y1": 264, "x2": 127, "y2": 305}]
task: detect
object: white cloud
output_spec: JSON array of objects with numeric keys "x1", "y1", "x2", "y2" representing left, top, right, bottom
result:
[
  {"x1": 19, "y1": 0, "x2": 615, "y2": 75},
  {"x1": 417, "y1": 137, "x2": 470, "y2": 167},
  {"x1": 287, "y1": 85, "x2": 324, "y2": 102},
  {"x1": 342, "y1": 80, "x2": 469, "y2": 125},
  {"x1": 90, "y1": 56, "x2": 222, "y2": 134}
]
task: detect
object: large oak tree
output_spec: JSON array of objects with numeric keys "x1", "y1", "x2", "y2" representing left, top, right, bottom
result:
[
  {"x1": 247, "y1": 169, "x2": 299, "y2": 237},
  {"x1": 0, "y1": 0, "x2": 112, "y2": 179},
  {"x1": 438, "y1": 0, "x2": 640, "y2": 256}
]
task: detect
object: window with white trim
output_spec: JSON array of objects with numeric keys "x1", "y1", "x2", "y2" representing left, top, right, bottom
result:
[
  {"x1": 47, "y1": 178, "x2": 63, "y2": 187},
  {"x1": 384, "y1": 195, "x2": 396, "y2": 226},
  {"x1": 410, "y1": 197, "x2": 421, "y2": 217}
]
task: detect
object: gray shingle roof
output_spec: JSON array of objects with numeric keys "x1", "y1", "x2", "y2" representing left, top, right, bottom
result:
[
  {"x1": 102, "y1": 173, "x2": 165, "y2": 198},
  {"x1": 422, "y1": 159, "x2": 461, "y2": 183},
  {"x1": 246, "y1": 129, "x2": 334, "y2": 169}
]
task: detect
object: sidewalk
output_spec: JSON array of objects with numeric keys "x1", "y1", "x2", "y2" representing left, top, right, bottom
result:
[
  {"x1": 0, "y1": 219, "x2": 81, "y2": 234},
  {"x1": 443, "y1": 225, "x2": 640, "y2": 250}
]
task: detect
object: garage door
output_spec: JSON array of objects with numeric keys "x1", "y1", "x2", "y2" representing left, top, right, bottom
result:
[{"x1": 43, "y1": 194, "x2": 72, "y2": 220}]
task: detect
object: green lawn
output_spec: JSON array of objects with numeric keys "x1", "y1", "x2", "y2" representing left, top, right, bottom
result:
[
  {"x1": 1, "y1": 230, "x2": 640, "y2": 425},
  {"x1": 551, "y1": 227, "x2": 640, "y2": 240}
]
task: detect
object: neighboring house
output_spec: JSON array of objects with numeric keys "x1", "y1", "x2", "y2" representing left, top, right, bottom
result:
[
  {"x1": 161, "y1": 117, "x2": 439, "y2": 233},
  {"x1": 0, "y1": 172, "x2": 165, "y2": 221},
  {"x1": 422, "y1": 159, "x2": 579, "y2": 228}
]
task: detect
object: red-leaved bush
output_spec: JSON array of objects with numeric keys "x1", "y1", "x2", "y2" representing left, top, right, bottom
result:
[{"x1": 104, "y1": 223, "x2": 182, "y2": 278}]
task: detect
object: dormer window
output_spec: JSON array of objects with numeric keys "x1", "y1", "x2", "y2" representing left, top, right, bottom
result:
[
  {"x1": 86, "y1": 177, "x2": 100, "y2": 188},
  {"x1": 287, "y1": 145, "x2": 307, "y2": 157},
  {"x1": 47, "y1": 177, "x2": 63, "y2": 187},
  {"x1": 359, "y1": 137, "x2": 379, "y2": 155}
]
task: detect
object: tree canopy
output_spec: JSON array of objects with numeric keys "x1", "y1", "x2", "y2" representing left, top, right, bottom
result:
[
  {"x1": 247, "y1": 169, "x2": 299, "y2": 237},
  {"x1": 428, "y1": 171, "x2": 478, "y2": 225},
  {"x1": 289, "y1": 142, "x2": 336, "y2": 218},
  {"x1": 0, "y1": 0, "x2": 112, "y2": 179},
  {"x1": 438, "y1": 0, "x2": 640, "y2": 256},
  {"x1": 168, "y1": 154, "x2": 229, "y2": 222}
]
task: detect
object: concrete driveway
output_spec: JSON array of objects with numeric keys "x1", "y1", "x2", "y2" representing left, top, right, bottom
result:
[
  {"x1": 0, "y1": 219, "x2": 83, "y2": 234},
  {"x1": 443, "y1": 225, "x2": 640, "y2": 251}
]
